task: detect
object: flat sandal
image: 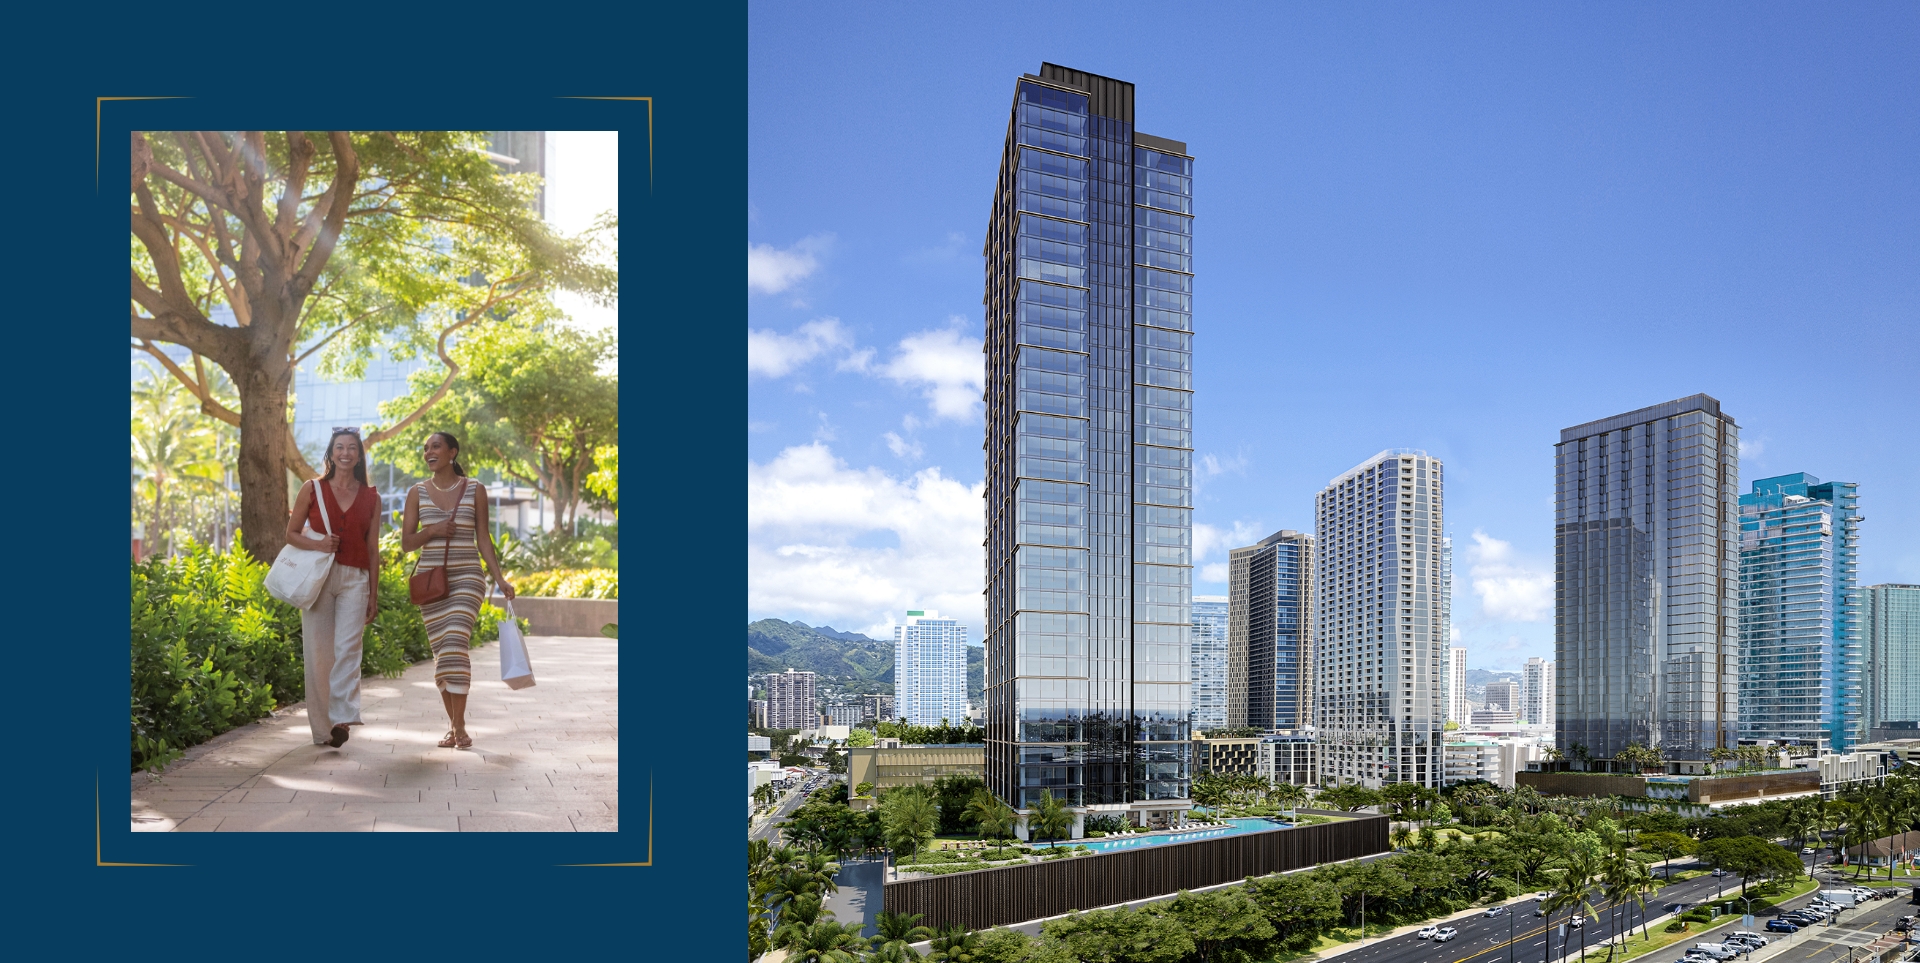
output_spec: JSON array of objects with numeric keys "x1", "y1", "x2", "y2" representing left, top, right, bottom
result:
[
  {"x1": 455, "y1": 732, "x2": 473, "y2": 750},
  {"x1": 438, "y1": 730, "x2": 458, "y2": 748}
]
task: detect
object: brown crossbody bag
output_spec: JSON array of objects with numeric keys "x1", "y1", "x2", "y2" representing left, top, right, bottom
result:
[{"x1": 409, "y1": 480, "x2": 465, "y2": 605}]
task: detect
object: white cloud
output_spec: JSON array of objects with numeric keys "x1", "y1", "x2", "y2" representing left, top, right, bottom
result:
[
  {"x1": 747, "y1": 318, "x2": 855, "y2": 377},
  {"x1": 883, "y1": 431, "x2": 923, "y2": 460},
  {"x1": 749, "y1": 443, "x2": 985, "y2": 636},
  {"x1": 1194, "y1": 520, "x2": 1264, "y2": 563},
  {"x1": 1199, "y1": 562, "x2": 1230, "y2": 584},
  {"x1": 1200, "y1": 452, "x2": 1248, "y2": 476},
  {"x1": 880, "y1": 320, "x2": 984, "y2": 421},
  {"x1": 747, "y1": 234, "x2": 832, "y2": 294},
  {"x1": 1738, "y1": 437, "x2": 1766, "y2": 460},
  {"x1": 1467, "y1": 529, "x2": 1553, "y2": 622}
]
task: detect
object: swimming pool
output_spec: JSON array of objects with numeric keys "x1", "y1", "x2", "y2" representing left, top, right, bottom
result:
[{"x1": 1057, "y1": 817, "x2": 1291, "y2": 853}]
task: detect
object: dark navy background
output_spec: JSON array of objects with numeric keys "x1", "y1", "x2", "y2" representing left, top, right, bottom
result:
[{"x1": 13, "y1": 7, "x2": 740, "y2": 954}]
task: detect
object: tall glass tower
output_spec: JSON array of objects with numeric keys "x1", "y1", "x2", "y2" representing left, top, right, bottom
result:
[
  {"x1": 1227, "y1": 530, "x2": 1314, "y2": 732},
  {"x1": 894, "y1": 610, "x2": 972, "y2": 727},
  {"x1": 983, "y1": 64, "x2": 1194, "y2": 830},
  {"x1": 1555, "y1": 394, "x2": 1740, "y2": 768},
  {"x1": 1736, "y1": 475, "x2": 1862, "y2": 750},
  {"x1": 1190, "y1": 596, "x2": 1229, "y2": 733},
  {"x1": 1866, "y1": 584, "x2": 1920, "y2": 730}
]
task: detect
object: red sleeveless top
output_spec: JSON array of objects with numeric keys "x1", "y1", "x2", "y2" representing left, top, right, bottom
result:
[{"x1": 305, "y1": 479, "x2": 379, "y2": 570}]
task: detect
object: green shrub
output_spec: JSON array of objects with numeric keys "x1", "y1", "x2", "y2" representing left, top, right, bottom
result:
[
  {"x1": 513, "y1": 567, "x2": 619, "y2": 599},
  {"x1": 131, "y1": 542, "x2": 303, "y2": 772},
  {"x1": 131, "y1": 542, "x2": 527, "y2": 773}
]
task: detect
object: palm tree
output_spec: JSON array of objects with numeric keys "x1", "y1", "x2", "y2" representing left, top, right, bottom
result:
[
  {"x1": 1544, "y1": 849, "x2": 1598, "y2": 963},
  {"x1": 1708, "y1": 747, "x2": 1733, "y2": 773},
  {"x1": 962, "y1": 789, "x2": 1012, "y2": 846},
  {"x1": 881, "y1": 791, "x2": 941, "y2": 865},
  {"x1": 1029, "y1": 789, "x2": 1073, "y2": 848},
  {"x1": 872, "y1": 911, "x2": 932, "y2": 960},
  {"x1": 1391, "y1": 825, "x2": 1413, "y2": 851},
  {"x1": 783, "y1": 919, "x2": 871, "y2": 962}
]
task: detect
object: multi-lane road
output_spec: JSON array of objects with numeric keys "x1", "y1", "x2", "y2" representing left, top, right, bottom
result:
[
  {"x1": 749, "y1": 774, "x2": 825, "y2": 843},
  {"x1": 1343, "y1": 857, "x2": 1915, "y2": 963}
]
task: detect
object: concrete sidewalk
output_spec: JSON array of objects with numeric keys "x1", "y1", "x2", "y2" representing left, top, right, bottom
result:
[{"x1": 131, "y1": 636, "x2": 617, "y2": 832}]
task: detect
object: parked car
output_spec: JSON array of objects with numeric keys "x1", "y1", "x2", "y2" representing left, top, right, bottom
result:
[
  {"x1": 1766, "y1": 920, "x2": 1799, "y2": 934},
  {"x1": 1434, "y1": 928, "x2": 1458, "y2": 942},
  {"x1": 1486, "y1": 906, "x2": 1508, "y2": 918},
  {"x1": 1419, "y1": 926, "x2": 1439, "y2": 940},
  {"x1": 1729, "y1": 931, "x2": 1767, "y2": 944},
  {"x1": 1690, "y1": 943, "x2": 1737, "y2": 960}
]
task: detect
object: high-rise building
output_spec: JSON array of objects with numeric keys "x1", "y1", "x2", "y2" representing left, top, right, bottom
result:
[
  {"x1": 860, "y1": 694, "x2": 896, "y2": 723},
  {"x1": 1191, "y1": 596, "x2": 1229, "y2": 733},
  {"x1": 1521, "y1": 658, "x2": 1556, "y2": 727},
  {"x1": 1556, "y1": 394, "x2": 1740, "y2": 767},
  {"x1": 982, "y1": 64, "x2": 1195, "y2": 826},
  {"x1": 1738, "y1": 474, "x2": 1863, "y2": 751},
  {"x1": 1484, "y1": 680, "x2": 1518, "y2": 712},
  {"x1": 1440, "y1": 533, "x2": 1454, "y2": 651},
  {"x1": 1227, "y1": 530, "x2": 1314, "y2": 732},
  {"x1": 1314, "y1": 449, "x2": 1447, "y2": 788},
  {"x1": 894, "y1": 610, "x2": 970, "y2": 726},
  {"x1": 765, "y1": 669, "x2": 817, "y2": 730},
  {"x1": 1867, "y1": 585, "x2": 1920, "y2": 729},
  {"x1": 1448, "y1": 647, "x2": 1469, "y2": 724}
]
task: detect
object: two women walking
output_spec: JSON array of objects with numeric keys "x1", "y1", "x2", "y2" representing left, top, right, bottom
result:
[{"x1": 286, "y1": 428, "x2": 514, "y2": 752}]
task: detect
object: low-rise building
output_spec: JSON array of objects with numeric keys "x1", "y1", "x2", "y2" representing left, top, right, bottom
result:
[
  {"x1": 845, "y1": 743, "x2": 986, "y2": 798},
  {"x1": 1259, "y1": 733, "x2": 1316, "y2": 787},
  {"x1": 1194, "y1": 736, "x2": 1261, "y2": 777},
  {"x1": 1446, "y1": 736, "x2": 1546, "y2": 788},
  {"x1": 748, "y1": 734, "x2": 772, "y2": 760},
  {"x1": 1471, "y1": 707, "x2": 1517, "y2": 727}
]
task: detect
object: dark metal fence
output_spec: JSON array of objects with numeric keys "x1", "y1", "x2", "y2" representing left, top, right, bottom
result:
[{"x1": 883, "y1": 811, "x2": 1388, "y2": 931}]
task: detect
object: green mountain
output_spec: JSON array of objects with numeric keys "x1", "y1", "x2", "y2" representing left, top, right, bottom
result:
[{"x1": 748, "y1": 618, "x2": 984, "y2": 703}]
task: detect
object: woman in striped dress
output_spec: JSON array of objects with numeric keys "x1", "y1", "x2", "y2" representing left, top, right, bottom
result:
[{"x1": 401, "y1": 431, "x2": 515, "y2": 750}]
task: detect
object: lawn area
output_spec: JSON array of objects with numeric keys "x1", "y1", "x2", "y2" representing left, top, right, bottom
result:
[{"x1": 1600, "y1": 877, "x2": 1818, "y2": 963}]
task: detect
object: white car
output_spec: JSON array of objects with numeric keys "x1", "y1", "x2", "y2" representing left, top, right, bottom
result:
[
  {"x1": 1571, "y1": 915, "x2": 1587, "y2": 929},
  {"x1": 1802, "y1": 847, "x2": 1815, "y2": 854},
  {"x1": 1434, "y1": 928, "x2": 1458, "y2": 943},
  {"x1": 1419, "y1": 927, "x2": 1439, "y2": 940},
  {"x1": 1690, "y1": 944, "x2": 1736, "y2": 960}
]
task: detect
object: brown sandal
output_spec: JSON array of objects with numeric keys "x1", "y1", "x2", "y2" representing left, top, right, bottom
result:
[
  {"x1": 328, "y1": 724, "x2": 351, "y2": 748},
  {"x1": 455, "y1": 732, "x2": 473, "y2": 750},
  {"x1": 438, "y1": 730, "x2": 458, "y2": 748}
]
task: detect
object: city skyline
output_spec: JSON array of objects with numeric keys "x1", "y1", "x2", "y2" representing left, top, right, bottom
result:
[{"x1": 748, "y1": 8, "x2": 1920, "y2": 671}]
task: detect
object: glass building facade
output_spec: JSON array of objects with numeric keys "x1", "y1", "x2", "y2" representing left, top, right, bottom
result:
[
  {"x1": 894, "y1": 610, "x2": 972, "y2": 727},
  {"x1": 1737, "y1": 474, "x2": 1862, "y2": 751},
  {"x1": 1314, "y1": 450, "x2": 1447, "y2": 788},
  {"x1": 1190, "y1": 596, "x2": 1229, "y2": 733},
  {"x1": 1555, "y1": 394, "x2": 1740, "y2": 766},
  {"x1": 983, "y1": 64, "x2": 1194, "y2": 823},
  {"x1": 1227, "y1": 530, "x2": 1314, "y2": 732},
  {"x1": 1867, "y1": 584, "x2": 1920, "y2": 728}
]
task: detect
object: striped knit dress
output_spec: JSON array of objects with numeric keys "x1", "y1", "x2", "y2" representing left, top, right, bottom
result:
[{"x1": 415, "y1": 479, "x2": 487, "y2": 695}]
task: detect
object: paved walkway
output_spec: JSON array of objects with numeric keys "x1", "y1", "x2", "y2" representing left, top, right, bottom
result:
[{"x1": 131, "y1": 636, "x2": 617, "y2": 832}]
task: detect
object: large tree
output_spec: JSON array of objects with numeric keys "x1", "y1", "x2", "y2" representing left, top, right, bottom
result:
[
  {"x1": 130, "y1": 130, "x2": 615, "y2": 561},
  {"x1": 371, "y1": 319, "x2": 617, "y2": 532}
]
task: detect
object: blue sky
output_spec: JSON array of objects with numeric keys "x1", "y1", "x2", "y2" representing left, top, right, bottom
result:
[{"x1": 747, "y1": 4, "x2": 1919, "y2": 670}]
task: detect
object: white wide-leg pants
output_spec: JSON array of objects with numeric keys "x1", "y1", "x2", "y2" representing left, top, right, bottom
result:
[{"x1": 301, "y1": 563, "x2": 370, "y2": 745}]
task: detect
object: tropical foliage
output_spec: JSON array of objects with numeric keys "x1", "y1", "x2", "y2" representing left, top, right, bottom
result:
[{"x1": 511, "y1": 567, "x2": 619, "y2": 599}]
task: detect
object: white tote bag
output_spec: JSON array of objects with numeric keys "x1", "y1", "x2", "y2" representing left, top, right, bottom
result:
[
  {"x1": 497, "y1": 598, "x2": 535, "y2": 689},
  {"x1": 263, "y1": 481, "x2": 335, "y2": 610}
]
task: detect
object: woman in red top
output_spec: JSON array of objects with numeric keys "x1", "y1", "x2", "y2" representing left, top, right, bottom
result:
[{"x1": 284, "y1": 428, "x2": 382, "y2": 749}]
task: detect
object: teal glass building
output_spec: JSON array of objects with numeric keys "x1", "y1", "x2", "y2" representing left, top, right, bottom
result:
[
  {"x1": 982, "y1": 64, "x2": 1194, "y2": 825},
  {"x1": 1737, "y1": 473, "x2": 1862, "y2": 750},
  {"x1": 1866, "y1": 584, "x2": 1920, "y2": 730}
]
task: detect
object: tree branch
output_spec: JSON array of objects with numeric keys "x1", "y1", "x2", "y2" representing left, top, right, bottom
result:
[
  {"x1": 277, "y1": 131, "x2": 314, "y2": 245},
  {"x1": 291, "y1": 132, "x2": 359, "y2": 297},
  {"x1": 134, "y1": 339, "x2": 240, "y2": 427},
  {"x1": 293, "y1": 307, "x2": 383, "y2": 366},
  {"x1": 361, "y1": 274, "x2": 535, "y2": 447}
]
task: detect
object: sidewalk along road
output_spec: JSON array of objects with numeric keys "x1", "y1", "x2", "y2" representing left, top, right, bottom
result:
[{"x1": 130, "y1": 636, "x2": 617, "y2": 832}]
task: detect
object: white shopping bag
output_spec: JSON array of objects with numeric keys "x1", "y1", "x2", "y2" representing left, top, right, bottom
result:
[{"x1": 497, "y1": 599, "x2": 535, "y2": 689}]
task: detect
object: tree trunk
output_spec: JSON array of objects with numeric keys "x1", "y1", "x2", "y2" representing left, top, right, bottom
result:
[{"x1": 235, "y1": 343, "x2": 295, "y2": 563}]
